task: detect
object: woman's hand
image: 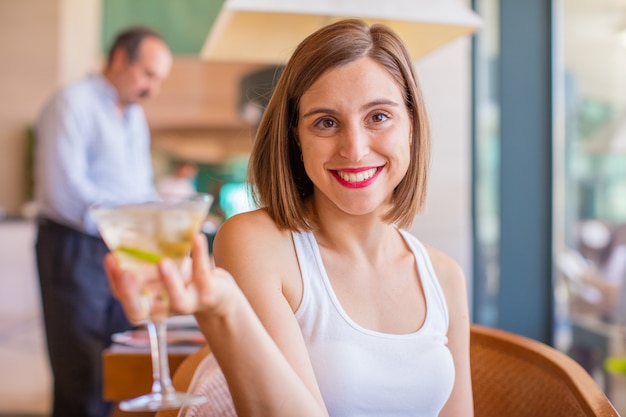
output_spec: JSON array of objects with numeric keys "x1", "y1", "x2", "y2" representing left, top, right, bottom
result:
[
  {"x1": 162, "y1": 233, "x2": 239, "y2": 319},
  {"x1": 104, "y1": 233, "x2": 239, "y2": 323},
  {"x1": 104, "y1": 249, "x2": 147, "y2": 323}
]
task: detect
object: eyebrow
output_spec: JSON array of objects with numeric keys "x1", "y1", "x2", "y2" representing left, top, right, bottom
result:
[{"x1": 301, "y1": 99, "x2": 400, "y2": 118}]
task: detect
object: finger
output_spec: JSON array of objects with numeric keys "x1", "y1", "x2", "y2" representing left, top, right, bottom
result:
[
  {"x1": 159, "y1": 259, "x2": 195, "y2": 314},
  {"x1": 190, "y1": 234, "x2": 239, "y2": 315},
  {"x1": 104, "y1": 253, "x2": 147, "y2": 323},
  {"x1": 103, "y1": 253, "x2": 122, "y2": 298},
  {"x1": 191, "y1": 233, "x2": 213, "y2": 295}
]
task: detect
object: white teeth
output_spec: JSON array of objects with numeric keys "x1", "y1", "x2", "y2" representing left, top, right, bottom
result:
[{"x1": 337, "y1": 167, "x2": 377, "y2": 183}]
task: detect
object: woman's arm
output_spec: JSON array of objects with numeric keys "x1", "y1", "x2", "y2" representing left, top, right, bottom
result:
[
  {"x1": 105, "y1": 210, "x2": 328, "y2": 417},
  {"x1": 426, "y1": 246, "x2": 474, "y2": 417},
  {"x1": 203, "y1": 210, "x2": 327, "y2": 416}
]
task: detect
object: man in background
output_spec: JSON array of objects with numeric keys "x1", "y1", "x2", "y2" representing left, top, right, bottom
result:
[{"x1": 34, "y1": 26, "x2": 172, "y2": 417}]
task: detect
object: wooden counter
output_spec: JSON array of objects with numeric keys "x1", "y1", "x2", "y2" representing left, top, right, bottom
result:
[{"x1": 103, "y1": 344, "x2": 201, "y2": 402}]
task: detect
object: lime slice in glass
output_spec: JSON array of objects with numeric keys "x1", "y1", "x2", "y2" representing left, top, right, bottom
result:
[{"x1": 116, "y1": 246, "x2": 163, "y2": 264}]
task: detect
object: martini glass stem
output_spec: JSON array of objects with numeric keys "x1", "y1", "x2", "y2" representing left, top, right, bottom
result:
[{"x1": 147, "y1": 320, "x2": 175, "y2": 397}]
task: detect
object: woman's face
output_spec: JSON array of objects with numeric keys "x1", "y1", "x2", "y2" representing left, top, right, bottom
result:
[{"x1": 297, "y1": 56, "x2": 412, "y2": 218}]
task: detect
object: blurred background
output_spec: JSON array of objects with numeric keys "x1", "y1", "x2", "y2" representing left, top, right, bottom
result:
[{"x1": 1, "y1": 0, "x2": 626, "y2": 415}]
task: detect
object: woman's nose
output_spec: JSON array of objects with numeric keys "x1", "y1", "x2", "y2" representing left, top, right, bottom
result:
[{"x1": 338, "y1": 125, "x2": 369, "y2": 162}]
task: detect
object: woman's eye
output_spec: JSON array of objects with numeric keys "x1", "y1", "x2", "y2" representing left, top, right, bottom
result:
[
  {"x1": 315, "y1": 118, "x2": 336, "y2": 129},
  {"x1": 371, "y1": 112, "x2": 390, "y2": 123}
]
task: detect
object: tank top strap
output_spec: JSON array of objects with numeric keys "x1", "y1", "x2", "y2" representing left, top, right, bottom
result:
[
  {"x1": 292, "y1": 230, "x2": 327, "y2": 318},
  {"x1": 397, "y1": 228, "x2": 450, "y2": 333}
]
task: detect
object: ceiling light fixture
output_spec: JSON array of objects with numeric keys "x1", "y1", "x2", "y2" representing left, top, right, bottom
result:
[{"x1": 200, "y1": 0, "x2": 482, "y2": 64}]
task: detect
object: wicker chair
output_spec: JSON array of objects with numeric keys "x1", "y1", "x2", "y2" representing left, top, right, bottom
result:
[
  {"x1": 471, "y1": 323, "x2": 619, "y2": 416},
  {"x1": 156, "y1": 324, "x2": 619, "y2": 417}
]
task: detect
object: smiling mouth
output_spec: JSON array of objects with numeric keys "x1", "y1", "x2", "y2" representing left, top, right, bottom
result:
[{"x1": 333, "y1": 167, "x2": 380, "y2": 184}]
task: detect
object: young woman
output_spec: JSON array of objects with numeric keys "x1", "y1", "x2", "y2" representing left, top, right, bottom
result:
[{"x1": 106, "y1": 18, "x2": 473, "y2": 416}]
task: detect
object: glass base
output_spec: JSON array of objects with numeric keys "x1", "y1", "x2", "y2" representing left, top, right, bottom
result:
[{"x1": 119, "y1": 391, "x2": 207, "y2": 412}]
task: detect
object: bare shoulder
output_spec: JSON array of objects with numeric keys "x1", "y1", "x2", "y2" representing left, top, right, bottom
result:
[
  {"x1": 212, "y1": 209, "x2": 300, "y2": 300},
  {"x1": 213, "y1": 209, "x2": 293, "y2": 271},
  {"x1": 214, "y1": 209, "x2": 286, "y2": 247},
  {"x1": 422, "y1": 243, "x2": 468, "y2": 297}
]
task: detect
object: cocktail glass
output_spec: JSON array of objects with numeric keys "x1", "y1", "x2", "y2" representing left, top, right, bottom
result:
[{"x1": 91, "y1": 193, "x2": 213, "y2": 411}]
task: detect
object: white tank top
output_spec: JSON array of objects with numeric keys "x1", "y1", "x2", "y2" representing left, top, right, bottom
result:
[{"x1": 293, "y1": 229, "x2": 455, "y2": 417}]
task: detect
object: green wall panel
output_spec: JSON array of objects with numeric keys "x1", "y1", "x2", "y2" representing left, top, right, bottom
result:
[{"x1": 102, "y1": 0, "x2": 226, "y2": 55}]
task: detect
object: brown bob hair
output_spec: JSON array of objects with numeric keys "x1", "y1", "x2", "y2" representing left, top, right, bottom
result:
[{"x1": 248, "y1": 18, "x2": 430, "y2": 231}]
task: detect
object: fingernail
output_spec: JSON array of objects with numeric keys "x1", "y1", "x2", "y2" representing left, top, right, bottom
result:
[{"x1": 160, "y1": 259, "x2": 175, "y2": 275}]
